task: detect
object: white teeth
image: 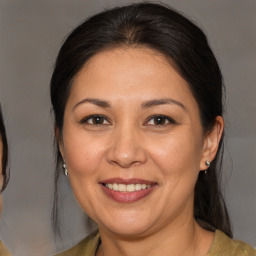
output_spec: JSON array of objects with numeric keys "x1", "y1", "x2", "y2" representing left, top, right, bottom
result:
[
  {"x1": 135, "y1": 184, "x2": 141, "y2": 191},
  {"x1": 105, "y1": 183, "x2": 151, "y2": 192},
  {"x1": 127, "y1": 184, "x2": 135, "y2": 192},
  {"x1": 118, "y1": 184, "x2": 127, "y2": 192}
]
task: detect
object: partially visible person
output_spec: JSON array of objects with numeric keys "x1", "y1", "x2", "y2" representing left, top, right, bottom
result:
[{"x1": 0, "y1": 105, "x2": 11, "y2": 255}]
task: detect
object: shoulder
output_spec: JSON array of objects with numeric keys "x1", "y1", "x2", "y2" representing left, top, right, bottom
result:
[
  {"x1": 0, "y1": 241, "x2": 12, "y2": 256},
  {"x1": 208, "y1": 230, "x2": 256, "y2": 256},
  {"x1": 55, "y1": 230, "x2": 100, "y2": 256}
]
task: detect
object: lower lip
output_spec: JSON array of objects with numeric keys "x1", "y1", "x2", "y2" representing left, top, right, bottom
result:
[{"x1": 100, "y1": 184, "x2": 156, "y2": 203}]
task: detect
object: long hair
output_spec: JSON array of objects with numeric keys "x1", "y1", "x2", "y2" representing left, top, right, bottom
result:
[
  {"x1": 0, "y1": 105, "x2": 9, "y2": 192},
  {"x1": 50, "y1": 2, "x2": 232, "y2": 237}
]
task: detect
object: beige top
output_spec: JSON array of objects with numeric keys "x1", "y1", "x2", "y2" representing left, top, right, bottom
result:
[
  {"x1": 55, "y1": 230, "x2": 256, "y2": 256},
  {"x1": 0, "y1": 241, "x2": 12, "y2": 256}
]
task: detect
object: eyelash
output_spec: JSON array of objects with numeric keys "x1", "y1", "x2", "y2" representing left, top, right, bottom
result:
[
  {"x1": 145, "y1": 115, "x2": 177, "y2": 127},
  {"x1": 80, "y1": 114, "x2": 178, "y2": 127},
  {"x1": 80, "y1": 115, "x2": 111, "y2": 125}
]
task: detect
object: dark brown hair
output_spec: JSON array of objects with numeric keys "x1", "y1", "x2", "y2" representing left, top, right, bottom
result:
[
  {"x1": 0, "y1": 105, "x2": 9, "y2": 192},
  {"x1": 51, "y1": 2, "x2": 232, "y2": 237}
]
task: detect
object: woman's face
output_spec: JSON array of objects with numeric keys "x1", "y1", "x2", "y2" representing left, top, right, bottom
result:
[{"x1": 60, "y1": 47, "x2": 221, "y2": 237}]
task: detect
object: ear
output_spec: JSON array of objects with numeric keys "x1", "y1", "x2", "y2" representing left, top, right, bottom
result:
[
  {"x1": 200, "y1": 116, "x2": 224, "y2": 170},
  {"x1": 55, "y1": 125, "x2": 65, "y2": 161}
]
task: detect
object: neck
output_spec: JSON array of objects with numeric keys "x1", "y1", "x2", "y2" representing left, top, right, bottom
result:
[{"x1": 97, "y1": 219, "x2": 214, "y2": 256}]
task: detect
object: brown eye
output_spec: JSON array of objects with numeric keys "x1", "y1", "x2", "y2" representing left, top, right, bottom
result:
[
  {"x1": 146, "y1": 115, "x2": 176, "y2": 126},
  {"x1": 81, "y1": 115, "x2": 110, "y2": 125},
  {"x1": 91, "y1": 116, "x2": 105, "y2": 125},
  {"x1": 153, "y1": 116, "x2": 168, "y2": 125}
]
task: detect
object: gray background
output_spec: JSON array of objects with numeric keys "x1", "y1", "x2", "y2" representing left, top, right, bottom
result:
[{"x1": 0, "y1": 0, "x2": 255, "y2": 255}]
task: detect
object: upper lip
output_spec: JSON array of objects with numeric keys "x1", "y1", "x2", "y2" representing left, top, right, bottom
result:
[{"x1": 100, "y1": 178, "x2": 156, "y2": 185}]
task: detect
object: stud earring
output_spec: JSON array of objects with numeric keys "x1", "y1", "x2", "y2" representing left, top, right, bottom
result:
[
  {"x1": 63, "y1": 163, "x2": 68, "y2": 176},
  {"x1": 204, "y1": 161, "x2": 211, "y2": 174},
  {"x1": 205, "y1": 161, "x2": 211, "y2": 167}
]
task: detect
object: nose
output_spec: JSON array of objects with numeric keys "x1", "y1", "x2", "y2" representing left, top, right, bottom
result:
[{"x1": 106, "y1": 127, "x2": 147, "y2": 168}]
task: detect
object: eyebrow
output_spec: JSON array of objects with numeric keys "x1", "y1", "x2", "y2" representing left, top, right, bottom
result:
[
  {"x1": 73, "y1": 97, "x2": 186, "y2": 111},
  {"x1": 141, "y1": 98, "x2": 186, "y2": 110},
  {"x1": 73, "y1": 98, "x2": 111, "y2": 111}
]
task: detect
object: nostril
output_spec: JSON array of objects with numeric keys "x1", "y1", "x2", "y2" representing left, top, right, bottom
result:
[
  {"x1": 106, "y1": 134, "x2": 147, "y2": 167},
  {"x1": 109, "y1": 159, "x2": 138, "y2": 168}
]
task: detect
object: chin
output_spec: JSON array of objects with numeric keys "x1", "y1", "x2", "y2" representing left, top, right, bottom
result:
[
  {"x1": 96, "y1": 212, "x2": 157, "y2": 238},
  {"x1": 104, "y1": 224, "x2": 152, "y2": 238}
]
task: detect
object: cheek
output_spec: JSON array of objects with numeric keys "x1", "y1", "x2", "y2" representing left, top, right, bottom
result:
[
  {"x1": 62, "y1": 129, "x2": 106, "y2": 215},
  {"x1": 63, "y1": 130, "x2": 106, "y2": 176},
  {"x1": 148, "y1": 129, "x2": 203, "y2": 178},
  {"x1": 147, "y1": 131, "x2": 203, "y2": 213}
]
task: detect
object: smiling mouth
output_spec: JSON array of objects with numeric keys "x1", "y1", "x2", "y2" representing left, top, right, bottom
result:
[
  {"x1": 100, "y1": 178, "x2": 157, "y2": 203},
  {"x1": 103, "y1": 183, "x2": 152, "y2": 192}
]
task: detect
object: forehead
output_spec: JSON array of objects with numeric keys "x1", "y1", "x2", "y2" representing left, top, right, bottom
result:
[
  {"x1": 70, "y1": 47, "x2": 196, "y2": 104},
  {"x1": 77, "y1": 47, "x2": 176, "y2": 81}
]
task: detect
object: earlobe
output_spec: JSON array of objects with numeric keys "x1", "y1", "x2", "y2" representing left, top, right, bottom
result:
[
  {"x1": 200, "y1": 116, "x2": 224, "y2": 170},
  {"x1": 55, "y1": 126, "x2": 68, "y2": 176}
]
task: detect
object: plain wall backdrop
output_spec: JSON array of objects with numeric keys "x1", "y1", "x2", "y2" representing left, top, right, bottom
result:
[{"x1": 0, "y1": 0, "x2": 255, "y2": 255}]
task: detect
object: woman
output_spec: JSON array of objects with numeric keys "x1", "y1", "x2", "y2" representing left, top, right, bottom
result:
[
  {"x1": 51, "y1": 3, "x2": 255, "y2": 256},
  {"x1": 0, "y1": 105, "x2": 11, "y2": 255}
]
